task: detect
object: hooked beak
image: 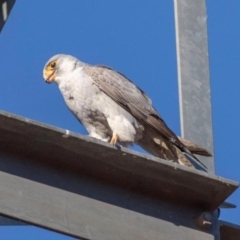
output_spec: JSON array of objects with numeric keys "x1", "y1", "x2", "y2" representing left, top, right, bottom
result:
[{"x1": 43, "y1": 69, "x2": 56, "y2": 84}]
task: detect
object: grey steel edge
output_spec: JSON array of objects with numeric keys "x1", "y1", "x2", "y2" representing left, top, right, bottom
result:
[
  {"x1": 174, "y1": 0, "x2": 214, "y2": 173},
  {"x1": 0, "y1": 166, "x2": 215, "y2": 239},
  {"x1": 0, "y1": 110, "x2": 238, "y2": 239},
  {"x1": 0, "y1": 110, "x2": 238, "y2": 210}
]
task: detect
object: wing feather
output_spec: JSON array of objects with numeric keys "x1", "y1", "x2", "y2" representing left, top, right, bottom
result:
[{"x1": 83, "y1": 65, "x2": 203, "y2": 164}]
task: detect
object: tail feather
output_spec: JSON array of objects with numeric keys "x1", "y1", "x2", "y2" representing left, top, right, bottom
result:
[
  {"x1": 178, "y1": 137, "x2": 212, "y2": 157},
  {"x1": 137, "y1": 126, "x2": 194, "y2": 167},
  {"x1": 137, "y1": 126, "x2": 212, "y2": 169}
]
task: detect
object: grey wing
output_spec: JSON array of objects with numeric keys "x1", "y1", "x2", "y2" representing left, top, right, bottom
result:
[
  {"x1": 83, "y1": 65, "x2": 196, "y2": 158},
  {"x1": 84, "y1": 65, "x2": 155, "y2": 113}
]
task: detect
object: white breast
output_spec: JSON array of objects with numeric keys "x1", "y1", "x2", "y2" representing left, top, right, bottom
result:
[{"x1": 57, "y1": 67, "x2": 143, "y2": 144}]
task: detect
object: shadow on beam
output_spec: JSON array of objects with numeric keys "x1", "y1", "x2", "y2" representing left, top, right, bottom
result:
[{"x1": 0, "y1": 215, "x2": 26, "y2": 226}]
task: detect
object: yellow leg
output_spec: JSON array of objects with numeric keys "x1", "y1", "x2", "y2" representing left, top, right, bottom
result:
[{"x1": 110, "y1": 133, "x2": 118, "y2": 145}]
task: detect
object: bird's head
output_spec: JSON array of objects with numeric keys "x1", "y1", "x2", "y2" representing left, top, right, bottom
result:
[{"x1": 43, "y1": 54, "x2": 82, "y2": 84}]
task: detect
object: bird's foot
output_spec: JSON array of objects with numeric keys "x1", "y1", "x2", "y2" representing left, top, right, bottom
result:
[{"x1": 110, "y1": 133, "x2": 118, "y2": 146}]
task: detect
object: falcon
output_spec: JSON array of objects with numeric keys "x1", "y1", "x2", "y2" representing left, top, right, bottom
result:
[{"x1": 43, "y1": 54, "x2": 212, "y2": 168}]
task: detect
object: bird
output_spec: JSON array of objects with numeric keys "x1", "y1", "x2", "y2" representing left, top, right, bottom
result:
[{"x1": 43, "y1": 54, "x2": 212, "y2": 168}]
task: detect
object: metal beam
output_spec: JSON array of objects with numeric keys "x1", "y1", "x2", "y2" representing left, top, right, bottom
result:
[
  {"x1": 174, "y1": 0, "x2": 214, "y2": 173},
  {"x1": 219, "y1": 221, "x2": 240, "y2": 240},
  {"x1": 0, "y1": 110, "x2": 238, "y2": 239},
  {"x1": 0, "y1": 0, "x2": 15, "y2": 32},
  {"x1": 174, "y1": 3, "x2": 240, "y2": 239}
]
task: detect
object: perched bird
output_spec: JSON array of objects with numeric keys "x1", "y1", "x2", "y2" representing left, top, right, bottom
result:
[{"x1": 43, "y1": 54, "x2": 212, "y2": 168}]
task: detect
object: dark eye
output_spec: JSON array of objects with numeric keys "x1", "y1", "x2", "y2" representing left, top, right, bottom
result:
[{"x1": 50, "y1": 62, "x2": 56, "y2": 68}]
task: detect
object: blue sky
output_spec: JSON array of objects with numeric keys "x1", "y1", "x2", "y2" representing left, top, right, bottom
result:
[{"x1": 0, "y1": 0, "x2": 239, "y2": 239}]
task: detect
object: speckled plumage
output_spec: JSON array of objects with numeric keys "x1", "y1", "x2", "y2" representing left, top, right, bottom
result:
[{"x1": 43, "y1": 54, "x2": 212, "y2": 168}]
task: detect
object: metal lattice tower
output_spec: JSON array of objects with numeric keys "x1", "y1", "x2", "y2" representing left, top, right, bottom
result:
[{"x1": 0, "y1": 0, "x2": 239, "y2": 239}]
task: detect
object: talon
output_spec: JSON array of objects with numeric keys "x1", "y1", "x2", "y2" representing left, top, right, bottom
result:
[{"x1": 110, "y1": 133, "x2": 118, "y2": 146}]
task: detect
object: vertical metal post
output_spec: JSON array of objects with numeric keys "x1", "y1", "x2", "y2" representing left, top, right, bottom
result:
[
  {"x1": 174, "y1": 0, "x2": 214, "y2": 173},
  {"x1": 0, "y1": 0, "x2": 16, "y2": 32}
]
